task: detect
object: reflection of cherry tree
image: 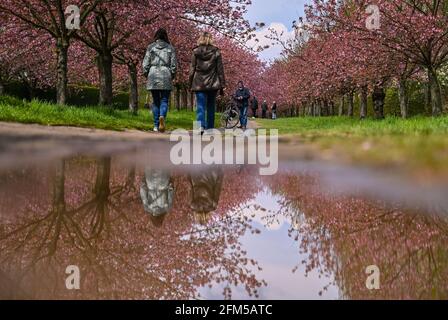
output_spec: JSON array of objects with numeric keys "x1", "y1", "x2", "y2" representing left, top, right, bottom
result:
[
  {"x1": 264, "y1": 173, "x2": 448, "y2": 299},
  {"x1": 0, "y1": 159, "x2": 263, "y2": 299}
]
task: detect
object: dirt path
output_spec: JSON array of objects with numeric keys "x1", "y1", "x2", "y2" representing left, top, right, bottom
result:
[
  {"x1": 248, "y1": 119, "x2": 261, "y2": 130},
  {"x1": 0, "y1": 121, "x2": 165, "y2": 142}
]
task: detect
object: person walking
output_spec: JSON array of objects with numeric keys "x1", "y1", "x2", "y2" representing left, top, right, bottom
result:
[
  {"x1": 271, "y1": 101, "x2": 278, "y2": 120},
  {"x1": 261, "y1": 100, "x2": 268, "y2": 119},
  {"x1": 143, "y1": 28, "x2": 177, "y2": 133},
  {"x1": 234, "y1": 81, "x2": 251, "y2": 130},
  {"x1": 189, "y1": 32, "x2": 226, "y2": 133},
  {"x1": 140, "y1": 167, "x2": 175, "y2": 228},
  {"x1": 251, "y1": 96, "x2": 259, "y2": 118}
]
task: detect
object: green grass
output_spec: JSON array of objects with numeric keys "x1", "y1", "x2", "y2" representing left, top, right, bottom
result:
[
  {"x1": 257, "y1": 115, "x2": 448, "y2": 181},
  {"x1": 257, "y1": 116, "x2": 448, "y2": 137},
  {"x1": 0, "y1": 95, "x2": 199, "y2": 131}
]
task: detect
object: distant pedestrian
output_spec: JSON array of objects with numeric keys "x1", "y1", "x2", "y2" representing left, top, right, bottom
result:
[
  {"x1": 189, "y1": 32, "x2": 226, "y2": 133},
  {"x1": 251, "y1": 96, "x2": 259, "y2": 118},
  {"x1": 143, "y1": 28, "x2": 177, "y2": 133},
  {"x1": 271, "y1": 101, "x2": 278, "y2": 120},
  {"x1": 234, "y1": 81, "x2": 251, "y2": 130},
  {"x1": 261, "y1": 100, "x2": 268, "y2": 119}
]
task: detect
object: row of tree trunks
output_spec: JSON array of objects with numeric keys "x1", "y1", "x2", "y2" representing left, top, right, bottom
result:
[{"x1": 173, "y1": 86, "x2": 195, "y2": 110}]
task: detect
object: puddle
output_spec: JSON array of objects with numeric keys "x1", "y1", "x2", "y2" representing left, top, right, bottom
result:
[{"x1": 0, "y1": 145, "x2": 447, "y2": 300}]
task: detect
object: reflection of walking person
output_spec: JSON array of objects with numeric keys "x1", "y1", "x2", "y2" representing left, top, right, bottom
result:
[
  {"x1": 190, "y1": 167, "x2": 224, "y2": 225},
  {"x1": 140, "y1": 168, "x2": 174, "y2": 228},
  {"x1": 143, "y1": 28, "x2": 177, "y2": 133},
  {"x1": 189, "y1": 32, "x2": 226, "y2": 133}
]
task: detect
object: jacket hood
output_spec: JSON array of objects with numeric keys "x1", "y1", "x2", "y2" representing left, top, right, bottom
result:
[
  {"x1": 194, "y1": 45, "x2": 218, "y2": 61},
  {"x1": 154, "y1": 40, "x2": 169, "y2": 49}
]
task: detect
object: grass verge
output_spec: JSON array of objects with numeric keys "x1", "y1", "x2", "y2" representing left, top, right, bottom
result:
[
  {"x1": 257, "y1": 116, "x2": 448, "y2": 181},
  {"x1": 0, "y1": 95, "x2": 198, "y2": 131}
]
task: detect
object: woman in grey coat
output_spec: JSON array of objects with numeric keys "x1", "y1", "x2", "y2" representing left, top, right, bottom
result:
[
  {"x1": 143, "y1": 28, "x2": 177, "y2": 132},
  {"x1": 140, "y1": 167, "x2": 175, "y2": 228}
]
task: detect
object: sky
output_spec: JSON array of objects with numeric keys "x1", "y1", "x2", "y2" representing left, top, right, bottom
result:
[{"x1": 245, "y1": 0, "x2": 309, "y2": 61}]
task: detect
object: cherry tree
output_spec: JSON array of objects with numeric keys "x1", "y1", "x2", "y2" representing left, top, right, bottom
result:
[
  {"x1": 71, "y1": 0, "x2": 252, "y2": 106},
  {"x1": 0, "y1": 0, "x2": 103, "y2": 105},
  {"x1": 307, "y1": 0, "x2": 448, "y2": 116}
]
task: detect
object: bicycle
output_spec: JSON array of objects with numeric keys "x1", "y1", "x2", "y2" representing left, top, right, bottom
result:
[{"x1": 220, "y1": 96, "x2": 241, "y2": 129}]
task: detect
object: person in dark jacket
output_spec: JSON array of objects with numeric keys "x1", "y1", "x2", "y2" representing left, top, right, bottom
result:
[
  {"x1": 189, "y1": 32, "x2": 226, "y2": 132},
  {"x1": 251, "y1": 96, "x2": 259, "y2": 118},
  {"x1": 143, "y1": 28, "x2": 177, "y2": 133},
  {"x1": 261, "y1": 100, "x2": 268, "y2": 119},
  {"x1": 190, "y1": 167, "x2": 224, "y2": 226},
  {"x1": 234, "y1": 81, "x2": 251, "y2": 130},
  {"x1": 271, "y1": 101, "x2": 278, "y2": 120}
]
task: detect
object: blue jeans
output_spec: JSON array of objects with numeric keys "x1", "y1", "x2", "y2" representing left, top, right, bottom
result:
[
  {"x1": 195, "y1": 91, "x2": 217, "y2": 129},
  {"x1": 151, "y1": 90, "x2": 170, "y2": 128},
  {"x1": 239, "y1": 104, "x2": 248, "y2": 128}
]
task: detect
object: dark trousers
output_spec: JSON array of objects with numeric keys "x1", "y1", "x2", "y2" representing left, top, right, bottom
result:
[{"x1": 251, "y1": 108, "x2": 257, "y2": 118}]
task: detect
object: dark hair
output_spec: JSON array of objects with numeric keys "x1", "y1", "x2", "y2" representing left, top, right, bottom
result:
[{"x1": 154, "y1": 28, "x2": 170, "y2": 44}]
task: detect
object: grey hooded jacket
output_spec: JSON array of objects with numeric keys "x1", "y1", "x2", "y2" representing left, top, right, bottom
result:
[
  {"x1": 140, "y1": 168, "x2": 174, "y2": 217},
  {"x1": 143, "y1": 40, "x2": 177, "y2": 91}
]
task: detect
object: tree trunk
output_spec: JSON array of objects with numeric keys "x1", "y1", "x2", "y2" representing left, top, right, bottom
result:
[
  {"x1": 56, "y1": 40, "x2": 69, "y2": 105},
  {"x1": 187, "y1": 90, "x2": 194, "y2": 110},
  {"x1": 128, "y1": 63, "x2": 138, "y2": 114},
  {"x1": 424, "y1": 80, "x2": 432, "y2": 114},
  {"x1": 315, "y1": 100, "x2": 321, "y2": 116},
  {"x1": 398, "y1": 78, "x2": 409, "y2": 119},
  {"x1": 25, "y1": 81, "x2": 36, "y2": 100},
  {"x1": 347, "y1": 92, "x2": 354, "y2": 116},
  {"x1": 52, "y1": 160, "x2": 66, "y2": 213},
  {"x1": 175, "y1": 86, "x2": 181, "y2": 110},
  {"x1": 322, "y1": 100, "x2": 328, "y2": 116},
  {"x1": 428, "y1": 68, "x2": 443, "y2": 117},
  {"x1": 0, "y1": 80, "x2": 4, "y2": 95},
  {"x1": 94, "y1": 157, "x2": 111, "y2": 198},
  {"x1": 97, "y1": 52, "x2": 114, "y2": 106},
  {"x1": 181, "y1": 88, "x2": 188, "y2": 110},
  {"x1": 329, "y1": 100, "x2": 334, "y2": 116},
  {"x1": 359, "y1": 86, "x2": 368, "y2": 119},
  {"x1": 339, "y1": 95, "x2": 345, "y2": 116},
  {"x1": 190, "y1": 91, "x2": 195, "y2": 111}
]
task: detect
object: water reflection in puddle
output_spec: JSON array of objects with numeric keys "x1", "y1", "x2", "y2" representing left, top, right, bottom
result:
[{"x1": 0, "y1": 155, "x2": 447, "y2": 300}]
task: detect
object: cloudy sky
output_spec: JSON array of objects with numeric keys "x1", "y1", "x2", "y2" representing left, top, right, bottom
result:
[{"x1": 245, "y1": 0, "x2": 308, "y2": 61}]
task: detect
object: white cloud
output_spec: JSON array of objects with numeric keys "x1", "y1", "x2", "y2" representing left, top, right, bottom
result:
[{"x1": 247, "y1": 22, "x2": 295, "y2": 62}]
